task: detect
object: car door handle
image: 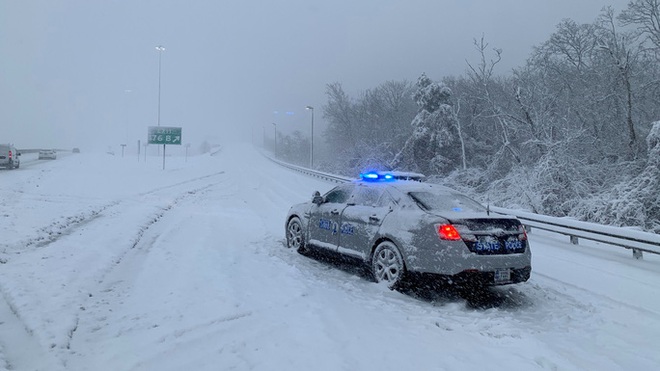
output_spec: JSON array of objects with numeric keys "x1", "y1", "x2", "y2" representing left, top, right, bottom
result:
[
  {"x1": 369, "y1": 215, "x2": 380, "y2": 222},
  {"x1": 330, "y1": 210, "x2": 340, "y2": 215}
]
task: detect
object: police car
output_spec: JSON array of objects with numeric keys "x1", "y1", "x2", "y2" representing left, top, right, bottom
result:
[{"x1": 285, "y1": 171, "x2": 531, "y2": 288}]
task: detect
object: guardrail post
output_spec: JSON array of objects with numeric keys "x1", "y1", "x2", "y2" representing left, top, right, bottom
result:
[
  {"x1": 633, "y1": 248, "x2": 643, "y2": 260},
  {"x1": 570, "y1": 235, "x2": 579, "y2": 245}
]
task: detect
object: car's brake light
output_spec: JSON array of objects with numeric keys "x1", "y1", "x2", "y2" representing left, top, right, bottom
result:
[
  {"x1": 437, "y1": 224, "x2": 461, "y2": 240},
  {"x1": 518, "y1": 225, "x2": 528, "y2": 241},
  {"x1": 8, "y1": 150, "x2": 12, "y2": 159}
]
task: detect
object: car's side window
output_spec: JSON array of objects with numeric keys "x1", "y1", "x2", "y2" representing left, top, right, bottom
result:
[
  {"x1": 375, "y1": 190, "x2": 394, "y2": 208},
  {"x1": 323, "y1": 185, "x2": 354, "y2": 204},
  {"x1": 350, "y1": 186, "x2": 384, "y2": 207}
]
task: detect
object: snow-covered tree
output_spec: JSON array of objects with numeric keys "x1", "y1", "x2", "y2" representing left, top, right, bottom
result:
[
  {"x1": 619, "y1": 0, "x2": 660, "y2": 49},
  {"x1": 609, "y1": 121, "x2": 659, "y2": 230},
  {"x1": 572, "y1": 121, "x2": 660, "y2": 231},
  {"x1": 391, "y1": 73, "x2": 462, "y2": 175},
  {"x1": 321, "y1": 81, "x2": 416, "y2": 175}
]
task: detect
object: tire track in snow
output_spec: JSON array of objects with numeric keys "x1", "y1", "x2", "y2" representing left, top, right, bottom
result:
[
  {"x1": 1, "y1": 171, "x2": 225, "y2": 257},
  {"x1": 533, "y1": 271, "x2": 660, "y2": 318},
  {"x1": 63, "y1": 180, "x2": 220, "y2": 353},
  {"x1": 0, "y1": 172, "x2": 226, "y2": 368},
  {"x1": 0, "y1": 288, "x2": 65, "y2": 370}
]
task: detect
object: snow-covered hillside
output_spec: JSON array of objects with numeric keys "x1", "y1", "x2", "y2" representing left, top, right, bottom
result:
[{"x1": 0, "y1": 144, "x2": 659, "y2": 370}]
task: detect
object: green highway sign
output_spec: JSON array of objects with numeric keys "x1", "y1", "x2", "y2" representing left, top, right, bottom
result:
[{"x1": 148, "y1": 126, "x2": 182, "y2": 145}]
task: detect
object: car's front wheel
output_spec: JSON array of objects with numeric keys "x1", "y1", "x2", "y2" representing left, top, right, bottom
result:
[
  {"x1": 371, "y1": 241, "x2": 406, "y2": 289},
  {"x1": 286, "y1": 217, "x2": 308, "y2": 254}
]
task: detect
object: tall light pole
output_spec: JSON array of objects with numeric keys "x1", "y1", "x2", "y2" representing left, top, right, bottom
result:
[
  {"x1": 155, "y1": 45, "x2": 165, "y2": 157},
  {"x1": 272, "y1": 122, "x2": 277, "y2": 155},
  {"x1": 155, "y1": 45, "x2": 165, "y2": 127},
  {"x1": 305, "y1": 105, "x2": 314, "y2": 168},
  {"x1": 123, "y1": 89, "x2": 132, "y2": 152}
]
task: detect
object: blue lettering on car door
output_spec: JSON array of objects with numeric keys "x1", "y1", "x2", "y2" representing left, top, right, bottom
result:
[
  {"x1": 340, "y1": 223, "x2": 355, "y2": 235},
  {"x1": 319, "y1": 218, "x2": 332, "y2": 230}
]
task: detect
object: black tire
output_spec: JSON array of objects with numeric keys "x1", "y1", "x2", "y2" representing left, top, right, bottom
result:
[
  {"x1": 371, "y1": 241, "x2": 406, "y2": 289},
  {"x1": 286, "y1": 217, "x2": 308, "y2": 254}
]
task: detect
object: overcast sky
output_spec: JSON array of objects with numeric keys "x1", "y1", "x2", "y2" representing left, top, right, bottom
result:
[{"x1": 0, "y1": 0, "x2": 631, "y2": 153}]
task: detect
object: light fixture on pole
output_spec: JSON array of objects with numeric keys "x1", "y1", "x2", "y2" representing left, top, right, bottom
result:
[
  {"x1": 305, "y1": 105, "x2": 314, "y2": 168},
  {"x1": 272, "y1": 122, "x2": 277, "y2": 154}
]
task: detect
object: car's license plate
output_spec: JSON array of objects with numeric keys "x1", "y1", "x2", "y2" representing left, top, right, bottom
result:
[{"x1": 494, "y1": 269, "x2": 511, "y2": 283}]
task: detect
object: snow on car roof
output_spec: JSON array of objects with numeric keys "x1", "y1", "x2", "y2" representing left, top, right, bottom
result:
[
  {"x1": 353, "y1": 178, "x2": 458, "y2": 194},
  {"x1": 389, "y1": 181, "x2": 458, "y2": 194}
]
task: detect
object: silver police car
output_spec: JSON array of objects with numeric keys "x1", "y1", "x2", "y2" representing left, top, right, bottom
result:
[{"x1": 285, "y1": 171, "x2": 531, "y2": 288}]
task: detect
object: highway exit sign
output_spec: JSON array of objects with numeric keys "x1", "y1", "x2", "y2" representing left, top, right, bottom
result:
[{"x1": 148, "y1": 126, "x2": 182, "y2": 145}]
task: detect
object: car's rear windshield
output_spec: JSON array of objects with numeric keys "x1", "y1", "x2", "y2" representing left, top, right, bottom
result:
[{"x1": 408, "y1": 191, "x2": 486, "y2": 212}]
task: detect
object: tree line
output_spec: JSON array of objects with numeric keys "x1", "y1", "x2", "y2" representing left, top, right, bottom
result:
[{"x1": 275, "y1": 1, "x2": 660, "y2": 232}]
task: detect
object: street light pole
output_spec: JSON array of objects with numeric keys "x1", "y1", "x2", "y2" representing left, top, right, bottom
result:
[
  {"x1": 305, "y1": 105, "x2": 314, "y2": 168},
  {"x1": 155, "y1": 45, "x2": 165, "y2": 159},
  {"x1": 155, "y1": 45, "x2": 165, "y2": 127},
  {"x1": 123, "y1": 89, "x2": 132, "y2": 159},
  {"x1": 272, "y1": 122, "x2": 277, "y2": 155}
]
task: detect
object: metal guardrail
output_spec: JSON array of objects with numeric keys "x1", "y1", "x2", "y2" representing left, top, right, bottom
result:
[
  {"x1": 266, "y1": 156, "x2": 351, "y2": 183},
  {"x1": 267, "y1": 154, "x2": 660, "y2": 260},
  {"x1": 488, "y1": 206, "x2": 660, "y2": 259}
]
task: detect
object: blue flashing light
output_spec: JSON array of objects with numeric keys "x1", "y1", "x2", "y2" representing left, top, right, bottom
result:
[
  {"x1": 360, "y1": 171, "x2": 395, "y2": 182},
  {"x1": 359, "y1": 170, "x2": 426, "y2": 182},
  {"x1": 362, "y1": 172, "x2": 380, "y2": 180}
]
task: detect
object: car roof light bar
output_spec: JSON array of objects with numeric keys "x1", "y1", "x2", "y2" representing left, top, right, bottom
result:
[{"x1": 359, "y1": 171, "x2": 425, "y2": 182}]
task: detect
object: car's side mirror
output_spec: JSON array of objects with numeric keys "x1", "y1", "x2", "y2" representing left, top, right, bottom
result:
[{"x1": 312, "y1": 191, "x2": 324, "y2": 205}]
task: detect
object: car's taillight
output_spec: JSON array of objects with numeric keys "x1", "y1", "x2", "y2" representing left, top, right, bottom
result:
[
  {"x1": 518, "y1": 225, "x2": 528, "y2": 241},
  {"x1": 8, "y1": 150, "x2": 12, "y2": 159},
  {"x1": 437, "y1": 224, "x2": 462, "y2": 241}
]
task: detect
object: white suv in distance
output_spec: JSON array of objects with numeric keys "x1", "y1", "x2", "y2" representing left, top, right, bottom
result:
[
  {"x1": 0, "y1": 144, "x2": 21, "y2": 169},
  {"x1": 38, "y1": 149, "x2": 57, "y2": 160}
]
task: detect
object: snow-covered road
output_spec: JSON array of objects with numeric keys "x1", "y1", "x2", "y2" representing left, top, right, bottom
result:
[{"x1": 0, "y1": 143, "x2": 658, "y2": 370}]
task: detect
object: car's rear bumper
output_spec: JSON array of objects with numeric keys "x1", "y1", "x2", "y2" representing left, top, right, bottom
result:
[
  {"x1": 451, "y1": 266, "x2": 531, "y2": 286},
  {"x1": 403, "y1": 237, "x2": 532, "y2": 277},
  {"x1": 408, "y1": 266, "x2": 531, "y2": 287}
]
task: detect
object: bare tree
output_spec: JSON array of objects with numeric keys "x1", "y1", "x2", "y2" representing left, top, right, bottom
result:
[
  {"x1": 596, "y1": 7, "x2": 643, "y2": 157},
  {"x1": 619, "y1": 0, "x2": 660, "y2": 49}
]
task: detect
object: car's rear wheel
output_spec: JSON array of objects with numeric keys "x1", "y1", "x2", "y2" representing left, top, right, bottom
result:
[
  {"x1": 371, "y1": 241, "x2": 406, "y2": 289},
  {"x1": 286, "y1": 217, "x2": 308, "y2": 254}
]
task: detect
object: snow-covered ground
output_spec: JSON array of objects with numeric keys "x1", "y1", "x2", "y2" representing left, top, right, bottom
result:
[{"x1": 0, "y1": 143, "x2": 659, "y2": 371}]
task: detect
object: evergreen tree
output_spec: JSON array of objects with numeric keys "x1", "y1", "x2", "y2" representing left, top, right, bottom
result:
[{"x1": 392, "y1": 73, "x2": 462, "y2": 175}]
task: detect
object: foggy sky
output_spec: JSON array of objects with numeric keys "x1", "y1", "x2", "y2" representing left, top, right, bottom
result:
[{"x1": 0, "y1": 0, "x2": 631, "y2": 153}]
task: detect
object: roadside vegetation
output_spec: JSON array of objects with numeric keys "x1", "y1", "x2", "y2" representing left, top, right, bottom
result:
[{"x1": 270, "y1": 1, "x2": 660, "y2": 233}]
